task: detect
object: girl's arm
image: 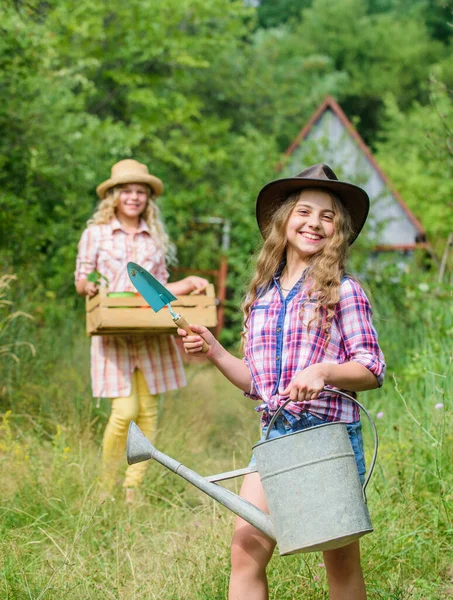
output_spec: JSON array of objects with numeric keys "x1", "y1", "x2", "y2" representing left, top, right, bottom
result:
[
  {"x1": 282, "y1": 278, "x2": 385, "y2": 402},
  {"x1": 281, "y1": 361, "x2": 378, "y2": 402},
  {"x1": 75, "y1": 228, "x2": 99, "y2": 297},
  {"x1": 167, "y1": 276, "x2": 209, "y2": 296},
  {"x1": 178, "y1": 324, "x2": 252, "y2": 393}
]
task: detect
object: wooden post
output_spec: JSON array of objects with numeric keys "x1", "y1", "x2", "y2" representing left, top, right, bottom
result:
[
  {"x1": 215, "y1": 254, "x2": 228, "y2": 338},
  {"x1": 438, "y1": 232, "x2": 453, "y2": 284}
]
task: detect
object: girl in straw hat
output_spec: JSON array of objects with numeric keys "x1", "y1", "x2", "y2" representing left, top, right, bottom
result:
[
  {"x1": 179, "y1": 164, "x2": 385, "y2": 599},
  {"x1": 75, "y1": 159, "x2": 208, "y2": 503}
]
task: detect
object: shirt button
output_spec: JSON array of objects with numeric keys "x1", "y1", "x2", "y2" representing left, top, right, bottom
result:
[
  {"x1": 277, "y1": 327, "x2": 281, "y2": 332},
  {"x1": 276, "y1": 356, "x2": 280, "y2": 361}
]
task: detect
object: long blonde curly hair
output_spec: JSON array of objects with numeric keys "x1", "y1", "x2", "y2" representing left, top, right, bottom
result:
[
  {"x1": 88, "y1": 184, "x2": 177, "y2": 264},
  {"x1": 241, "y1": 188, "x2": 354, "y2": 349}
]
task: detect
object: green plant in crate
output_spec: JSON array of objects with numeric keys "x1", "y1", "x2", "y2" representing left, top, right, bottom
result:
[{"x1": 86, "y1": 270, "x2": 108, "y2": 287}]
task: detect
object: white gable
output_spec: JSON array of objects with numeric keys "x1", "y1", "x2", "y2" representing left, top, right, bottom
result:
[{"x1": 282, "y1": 107, "x2": 423, "y2": 247}]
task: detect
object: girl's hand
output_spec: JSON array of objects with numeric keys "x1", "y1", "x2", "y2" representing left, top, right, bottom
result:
[
  {"x1": 167, "y1": 276, "x2": 209, "y2": 298},
  {"x1": 180, "y1": 276, "x2": 209, "y2": 295},
  {"x1": 85, "y1": 281, "x2": 99, "y2": 297},
  {"x1": 281, "y1": 364, "x2": 327, "y2": 402},
  {"x1": 177, "y1": 323, "x2": 218, "y2": 357}
]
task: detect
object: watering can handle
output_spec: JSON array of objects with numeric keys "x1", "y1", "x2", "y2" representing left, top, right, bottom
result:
[{"x1": 264, "y1": 388, "x2": 378, "y2": 494}]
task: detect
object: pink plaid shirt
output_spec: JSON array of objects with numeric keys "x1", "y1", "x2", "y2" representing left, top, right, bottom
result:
[
  {"x1": 75, "y1": 218, "x2": 186, "y2": 398},
  {"x1": 244, "y1": 272, "x2": 385, "y2": 423}
]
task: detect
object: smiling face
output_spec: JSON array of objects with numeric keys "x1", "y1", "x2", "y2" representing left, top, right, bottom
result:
[
  {"x1": 285, "y1": 188, "x2": 335, "y2": 265},
  {"x1": 116, "y1": 183, "x2": 149, "y2": 220}
]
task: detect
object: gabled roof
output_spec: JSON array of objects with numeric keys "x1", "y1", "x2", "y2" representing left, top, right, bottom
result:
[{"x1": 278, "y1": 96, "x2": 428, "y2": 251}]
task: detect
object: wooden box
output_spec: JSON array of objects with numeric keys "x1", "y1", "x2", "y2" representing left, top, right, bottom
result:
[{"x1": 86, "y1": 285, "x2": 218, "y2": 336}]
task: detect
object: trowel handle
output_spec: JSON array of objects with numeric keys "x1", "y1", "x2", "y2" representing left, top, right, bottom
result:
[{"x1": 173, "y1": 314, "x2": 209, "y2": 353}]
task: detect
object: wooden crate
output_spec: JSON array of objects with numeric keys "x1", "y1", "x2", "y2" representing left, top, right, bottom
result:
[{"x1": 86, "y1": 285, "x2": 218, "y2": 336}]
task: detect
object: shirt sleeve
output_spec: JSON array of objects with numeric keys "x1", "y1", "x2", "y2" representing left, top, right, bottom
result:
[
  {"x1": 335, "y1": 278, "x2": 386, "y2": 386},
  {"x1": 242, "y1": 355, "x2": 260, "y2": 399},
  {"x1": 75, "y1": 227, "x2": 98, "y2": 282}
]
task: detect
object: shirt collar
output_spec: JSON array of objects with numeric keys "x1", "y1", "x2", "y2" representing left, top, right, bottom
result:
[
  {"x1": 111, "y1": 217, "x2": 150, "y2": 235},
  {"x1": 272, "y1": 264, "x2": 310, "y2": 288}
]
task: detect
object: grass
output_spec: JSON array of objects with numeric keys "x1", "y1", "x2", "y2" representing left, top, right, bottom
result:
[{"x1": 0, "y1": 280, "x2": 452, "y2": 599}]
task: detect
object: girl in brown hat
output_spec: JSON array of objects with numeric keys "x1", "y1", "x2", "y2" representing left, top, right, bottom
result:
[
  {"x1": 179, "y1": 164, "x2": 385, "y2": 599},
  {"x1": 75, "y1": 159, "x2": 208, "y2": 503}
]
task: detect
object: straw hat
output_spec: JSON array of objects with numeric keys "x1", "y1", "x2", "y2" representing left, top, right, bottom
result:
[
  {"x1": 96, "y1": 159, "x2": 164, "y2": 199},
  {"x1": 256, "y1": 163, "x2": 369, "y2": 245}
]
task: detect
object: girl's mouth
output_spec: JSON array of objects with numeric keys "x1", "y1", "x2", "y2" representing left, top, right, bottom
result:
[{"x1": 299, "y1": 231, "x2": 324, "y2": 241}]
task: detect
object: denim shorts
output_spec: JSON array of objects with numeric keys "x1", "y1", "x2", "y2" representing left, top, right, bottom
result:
[{"x1": 249, "y1": 410, "x2": 366, "y2": 484}]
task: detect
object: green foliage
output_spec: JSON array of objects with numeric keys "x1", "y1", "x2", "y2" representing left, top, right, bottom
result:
[
  {"x1": 257, "y1": 0, "x2": 313, "y2": 28},
  {"x1": 196, "y1": 28, "x2": 348, "y2": 149},
  {"x1": 364, "y1": 261, "x2": 453, "y2": 375},
  {"x1": 235, "y1": 0, "x2": 452, "y2": 143},
  {"x1": 294, "y1": 0, "x2": 447, "y2": 141},
  {"x1": 375, "y1": 81, "x2": 453, "y2": 249},
  {"x1": 0, "y1": 5, "x2": 139, "y2": 291},
  {"x1": 259, "y1": 0, "x2": 453, "y2": 44},
  {"x1": 0, "y1": 0, "x2": 452, "y2": 340}
]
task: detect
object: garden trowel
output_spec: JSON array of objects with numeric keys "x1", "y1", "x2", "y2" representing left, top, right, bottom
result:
[{"x1": 127, "y1": 262, "x2": 209, "y2": 352}]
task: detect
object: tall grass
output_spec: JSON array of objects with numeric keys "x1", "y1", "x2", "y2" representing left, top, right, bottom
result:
[
  {"x1": 0, "y1": 274, "x2": 452, "y2": 599},
  {"x1": 0, "y1": 274, "x2": 35, "y2": 372}
]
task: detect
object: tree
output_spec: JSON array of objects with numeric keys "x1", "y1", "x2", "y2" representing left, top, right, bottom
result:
[
  {"x1": 294, "y1": 0, "x2": 447, "y2": 142},
  {"x1": 257, "y1": 0, "x2": 313, "y2": 28},
  {"x1": 375, "y1": 83, "x2": 453, "y2": 248}
]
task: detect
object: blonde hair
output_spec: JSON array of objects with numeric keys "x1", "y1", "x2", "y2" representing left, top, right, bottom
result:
[
  {"x1": 241, "y1": 188, "x2": 353, "y2": 349},
  {"x1": 88, "y1": 184, "x2": 176, "y2": 264}
]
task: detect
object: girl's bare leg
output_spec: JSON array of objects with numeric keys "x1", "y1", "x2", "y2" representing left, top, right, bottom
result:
[
  {"x1": 323, "y1": 541, "x2": 366, "y2": 600},
  {"x1": 228, "y1": 473, "x2": 276, "y2": 600}
]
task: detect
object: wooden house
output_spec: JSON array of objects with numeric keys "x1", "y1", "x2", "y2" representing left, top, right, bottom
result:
[{"x1": 279, "y1": 96, "x2": 428, "y2": 253}]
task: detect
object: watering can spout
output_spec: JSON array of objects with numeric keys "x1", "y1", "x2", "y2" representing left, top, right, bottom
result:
[
  {"x1": 126, "y1": 422, "x2": 276, "y2": 541},
  {"x1": 127, "y1": 421, "x2": 157, "y2": 464}
]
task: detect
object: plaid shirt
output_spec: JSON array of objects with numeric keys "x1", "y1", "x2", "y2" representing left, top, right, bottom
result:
[
  {"x1": 244, "y1": 273, "x2": 385, "y2": 423},
  {"x1": 75, "y1": 218, "x2": 186, "y2": 398}
]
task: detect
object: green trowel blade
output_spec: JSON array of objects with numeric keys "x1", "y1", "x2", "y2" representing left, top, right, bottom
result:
[{"x1": 127, "y1": 262, "x2": 177, "y2": 313}]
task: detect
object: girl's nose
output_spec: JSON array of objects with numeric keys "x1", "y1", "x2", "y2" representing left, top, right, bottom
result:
[{"x1": 307, "y1": 213, "x2": 321, "y2": 229}]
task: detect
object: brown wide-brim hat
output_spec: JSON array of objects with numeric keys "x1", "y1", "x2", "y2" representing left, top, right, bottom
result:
[
  {"x1": 96, "y1": 159, "x2": 164, "y2": 199},
  {"x1": 256, "y1": 163, "x2": 369, "y2": 245}
]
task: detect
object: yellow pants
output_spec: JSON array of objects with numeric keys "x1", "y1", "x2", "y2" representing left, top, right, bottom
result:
[{"x1": 102, "y1": 369, "x2": 158, "y2": 489}]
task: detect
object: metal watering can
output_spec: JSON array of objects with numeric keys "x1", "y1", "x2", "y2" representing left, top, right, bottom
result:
[{"x1": 126, "y1": 389, "x2": 378, "y2": 555}]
